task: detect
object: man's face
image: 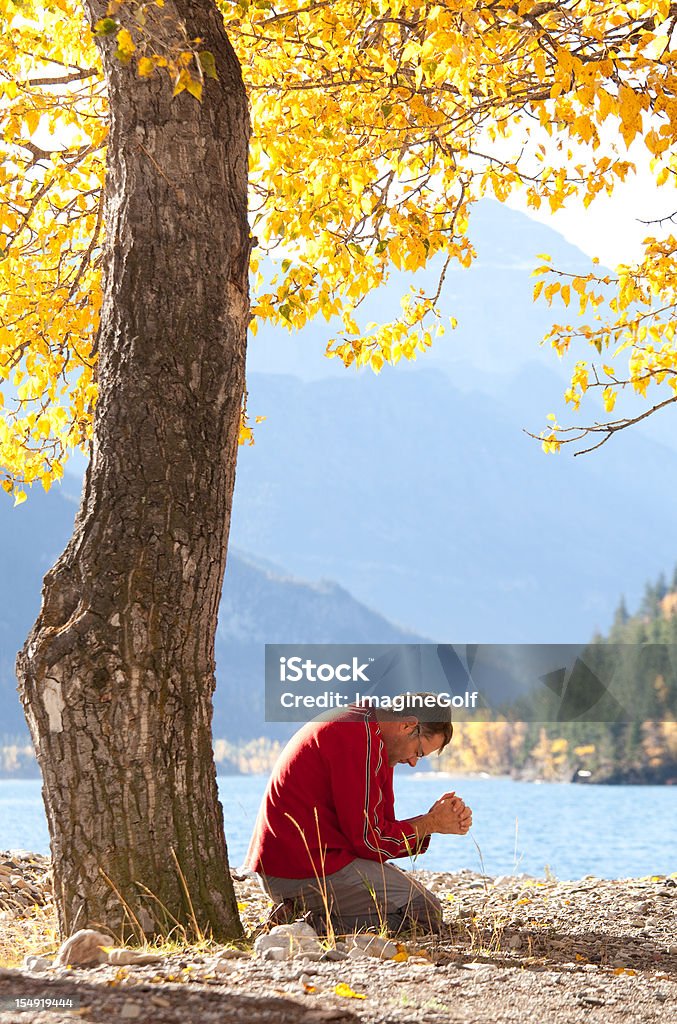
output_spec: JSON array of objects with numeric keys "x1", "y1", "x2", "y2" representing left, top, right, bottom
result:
[{"x1": 383, "y1": 720, "x2": 446, "y2": 768}]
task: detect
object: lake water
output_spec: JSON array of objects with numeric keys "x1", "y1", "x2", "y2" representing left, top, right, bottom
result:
[{"x1": 1, "y1": 774, "x2": 675, "y2": 880}]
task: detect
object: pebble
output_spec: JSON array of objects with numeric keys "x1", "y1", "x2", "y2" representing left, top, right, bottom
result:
[
  {"x1": 0, "y1": 853, "x2": 51, "y2": 915},
  {"x1": 253, "y1": 921, "x2": 325, "y2": 962},
  {"x1": 107, "y1": 949, "x2": 164, "y2": 966},
  {"x1": 119, "y1": 1002, "x2": 142, "y2": 1019},
  {"x1": 346, "y1": 934, "x2": 399, "y2": 960},
  {"x1": 322, "y1": 948, "x2": 348, "y2": 961},
  {"x1": 2, "y1": 851, "x2": 676, "y2": 1023},
  {"x1": 22, "y1": 955, "x2": 51, "y2": 972}
]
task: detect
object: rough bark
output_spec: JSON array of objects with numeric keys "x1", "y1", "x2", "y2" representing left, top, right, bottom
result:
[{"x1": 16, "y1": 0, "x2": 249, "y2": 941}]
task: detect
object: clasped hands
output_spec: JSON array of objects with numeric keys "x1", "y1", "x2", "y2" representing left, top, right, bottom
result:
[{"x1": 428, "y1": 790, "x2": 472, "y2": 835}]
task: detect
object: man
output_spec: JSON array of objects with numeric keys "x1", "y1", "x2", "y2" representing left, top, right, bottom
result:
[{"x1": 246, "y1": 695, "x2": 472, "y2": 934}]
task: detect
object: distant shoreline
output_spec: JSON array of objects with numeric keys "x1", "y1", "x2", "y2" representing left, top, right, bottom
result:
[{"x1": 1, "y1": 766, "x2": 675, "y2": 785}]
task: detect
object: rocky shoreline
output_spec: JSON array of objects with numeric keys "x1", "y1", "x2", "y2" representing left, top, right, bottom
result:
[{"x1": 0, "y1": 852, "x2": 675, "y2": 1023}]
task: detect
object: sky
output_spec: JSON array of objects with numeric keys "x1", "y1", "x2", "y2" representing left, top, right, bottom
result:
[{"x1": 505, "y1": 137, "x2": 673, "y2": 268}]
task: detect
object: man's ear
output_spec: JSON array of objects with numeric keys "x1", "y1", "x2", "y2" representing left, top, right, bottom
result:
[{"x1": 399, "y1": 716, "x2": 418, "y2": 732}]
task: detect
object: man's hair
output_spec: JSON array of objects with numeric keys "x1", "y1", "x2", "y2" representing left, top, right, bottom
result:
[{"x1": 378, "y1": 692, "x2": 453, "y2": 753}]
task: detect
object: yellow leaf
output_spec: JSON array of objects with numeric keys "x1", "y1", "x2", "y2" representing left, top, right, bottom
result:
[
  {"x1": 602, "y1": 386, "x2": 616, "y2": 413},
  {"x1": 185, "y1": 76, "x2": 203, "y2": 103},
  {"x1": 115, "y1": 28, "x2": 136, "y2": 62},
  {"x1": 173, "y1": 69, "x2": 189, "y2": 97},
  {"x1": 25, "y1": 109, "x2": 41, "y2": 136},
  {"x1": 14, "y1": 491, "x2": 27, "y2": 507},
  {"x1": 138, "y1": 57, "x2": 155, "y2": 78},
  {"x1": 335, "y1": 983, "x2": 366, "y2": 1000}
]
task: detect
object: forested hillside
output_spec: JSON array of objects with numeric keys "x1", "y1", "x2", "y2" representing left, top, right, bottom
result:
[{"x1": 440, "y1": 572, "x2": 677, "y2": 784}]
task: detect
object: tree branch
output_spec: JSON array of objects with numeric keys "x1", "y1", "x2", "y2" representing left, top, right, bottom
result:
[
  {"x1": 25, "y1": 69, "x2": 99, "y2": 87},
  {"x1": 525, "y1": 392, "x2": 677, "y2": 456}
]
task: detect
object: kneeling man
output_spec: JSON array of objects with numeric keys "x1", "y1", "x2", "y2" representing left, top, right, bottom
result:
[{"x1": 246, "y1": 696, "x2": 472, "y2": 934}]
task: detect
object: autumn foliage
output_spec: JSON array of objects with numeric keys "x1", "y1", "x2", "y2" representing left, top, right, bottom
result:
[{"x1": 3, "y1": 0, "x2": 677, "y2": 496}]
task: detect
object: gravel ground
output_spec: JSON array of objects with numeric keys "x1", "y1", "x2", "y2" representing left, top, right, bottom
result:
[{"x1": 0, "y1": 853, "x2": 675, "y2": 1023}]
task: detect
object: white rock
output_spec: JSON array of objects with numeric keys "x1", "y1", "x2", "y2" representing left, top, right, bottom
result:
[
  {"x1": 23, "y1": 955, "x2": 52, "y2": 972},
  {"x1": 260, "y1": 946, "x2": 287, "y2": 962},
  {"x1": 106, "y1": 949, "x2": 164, "y2": 966},
  {"x1": 346, "y1": 934, "x2": 399, "y2": 960},
  {"x1": 255, "y1": 933, "x2": 291, "y2": 958},
  {"x1": 268, "y1": 922, "x2": 319, "y2": 940},
  {"x1": 212, "y1": 951, "x2": 250, "y2": 973},
  {"x1": 54, "y1": 929, "x2": 115, "y2": 967},
  {"x1": 254, "y1": 922, "x2": 324, "y2": 962},
  {"x1": 119, "y1": 1002, "x2": 142, "y2": 1019},
  {"x1": 298, "y1": 949, "x2": 325, "y2": 962}
]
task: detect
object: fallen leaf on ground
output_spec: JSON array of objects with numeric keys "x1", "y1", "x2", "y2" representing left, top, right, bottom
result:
[{"x1": 335, "y1": 982, "x2": 366, "y2": 999}]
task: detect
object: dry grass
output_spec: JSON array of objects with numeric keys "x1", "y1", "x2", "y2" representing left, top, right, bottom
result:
[
  {"x1": 0, "y1": 889, "x2": 272, "y2": 971},
  {"x1": 0, "y1": 901, "x2": 60, "y2": 969}
]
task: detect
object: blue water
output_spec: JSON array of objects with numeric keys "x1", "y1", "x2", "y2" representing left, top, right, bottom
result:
[{"x1": 1, "y1": 774, "x2": 675, "y2": 880}]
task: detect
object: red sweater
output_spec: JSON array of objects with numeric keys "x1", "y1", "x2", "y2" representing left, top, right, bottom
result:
[{"x1": 246, "y1": 708, "x2": 430, "y2": 879}]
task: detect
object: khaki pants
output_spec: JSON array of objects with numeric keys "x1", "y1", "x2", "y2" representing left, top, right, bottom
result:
[{"x1": 260, "y1": 858, "x2": 443, "y2": 934}]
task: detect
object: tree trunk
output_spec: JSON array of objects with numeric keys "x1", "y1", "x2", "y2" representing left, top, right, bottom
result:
[{"x1": 16, "y1": 0, "x2": 249, "y2": 941}]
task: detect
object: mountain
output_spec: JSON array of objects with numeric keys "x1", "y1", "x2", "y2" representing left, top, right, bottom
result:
[
  {"x1": 223, "y1": 199, "x2": 677, "y2": 641},
  {"x1": 245, "y1": 199, "x2": 591, "y2": 387},
  {"x1": 0, "y1": 487, "x2": 423, "y2": 743},
  {"x1": 229, "y1": 363, "x2": 677, "y2": 642},
  {"x1": 213, "y1": 551, "x2": 423, "y2": 739},
  {"x1": 5, "y1": 199, "x2": 677, "y2": 740}
]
